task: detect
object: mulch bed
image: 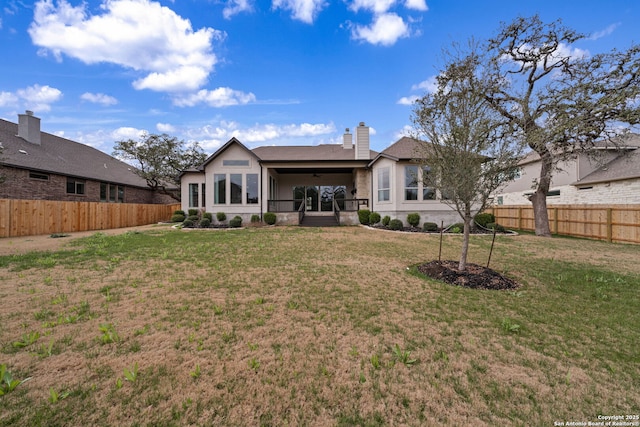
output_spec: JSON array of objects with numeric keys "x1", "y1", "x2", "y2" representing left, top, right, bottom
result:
[{"x1": 417, "y1": 260, "x2": 520, "y2": 290}]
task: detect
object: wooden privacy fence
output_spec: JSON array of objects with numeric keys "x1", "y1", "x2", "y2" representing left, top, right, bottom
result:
[
  {"x1": 488, "y1": 204, "x2": 640, "y2": 244},
  {"x1": 0, "y1": 199, "x2": 181, "y2": 238}
]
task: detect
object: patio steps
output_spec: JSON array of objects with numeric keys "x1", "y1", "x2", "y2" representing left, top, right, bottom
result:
[{"x1": 299, "y1": 215, "x2": 339, "y2": 227}]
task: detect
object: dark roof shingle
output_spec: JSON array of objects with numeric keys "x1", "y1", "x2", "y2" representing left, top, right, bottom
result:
[{"x1": 0, "y1": 118, "x2": 151, "y2": 188}]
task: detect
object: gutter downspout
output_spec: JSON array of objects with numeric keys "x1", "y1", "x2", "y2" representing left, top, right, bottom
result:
[{"x1": 260, "y1": 164, "x2": 264, "y2": 220}]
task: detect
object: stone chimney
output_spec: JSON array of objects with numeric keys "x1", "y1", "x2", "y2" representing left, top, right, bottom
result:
[
  {"x1": 355, "y1": 122, "x2": 370, "y2": 160},
  {"x1": 18, "y1": 110, "x2": 41, "y2": 145},
  {"x1": 343, "y1": 128, "x2": 353, "y2": 149}
]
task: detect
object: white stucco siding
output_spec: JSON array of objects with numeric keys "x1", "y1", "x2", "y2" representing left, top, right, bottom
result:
[
  {"x1": 203, "y1": 144, "x2": 262, "y2": 216},
  {"x1": 181, "y1": 171, "x2": 205, "y2": 213}
]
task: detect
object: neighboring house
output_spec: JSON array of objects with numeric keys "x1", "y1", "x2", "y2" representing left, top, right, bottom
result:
[
  {"x1": 495, "y1": 134, "x2": 640, "y2": 205},
  {"x1": 0, "y1": 111, "x2": 175, "y2": 204},
  {"x1": 181, "y1": 122, "x2": 463, "y2": 226}
]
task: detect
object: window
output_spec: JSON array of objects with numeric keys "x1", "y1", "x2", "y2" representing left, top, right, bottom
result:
[
  {"x1": 100, "y1": 183, "x2": 124, "y2": 202},
  {"x1": 223, "y1": 159, "x2": 250, "y2": 166},
  {"x1": 405, "y1": 166, "x2": 418, "y2": 201},
  {"x1": 377, "y1": 167, "x2": 390, "y2": 202},
  {"x1": 201, "y1": 183, "x2": 206, "y2": 207},
  {"x1": 230, "y1": 174, "x2": 242, "y2": 204},
  {"x1": 29, "y1": 171, "x2": 49, "y2": 180},
  {"x1": 247, "y1": 174, "x2": 258, "y2": 204},
  {"x1": 214, "y1": 174, "x2": 226, "y2": 204},
  {"x1": 189, "y1": 183, "x2": 199, "y2": 207},
  {"x1": 421, "y1": 166, "x2": 436, "y2": 200},
  {"x1": 66, "y1": 178, "x2": 85, "y2": 195}
]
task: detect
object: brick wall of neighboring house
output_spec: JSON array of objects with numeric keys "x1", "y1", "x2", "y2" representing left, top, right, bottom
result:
[
  {"x1": 497, "y1": 179, "x2": 640, "y2": 205},
  {"x1": 0, "y1": 165, "x2": 175, "y2": 204}
]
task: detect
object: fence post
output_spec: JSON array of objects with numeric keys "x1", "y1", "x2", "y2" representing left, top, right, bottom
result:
[
  {"x1": 606, "y1": 208, "x2": 613, "y2": 243},
  {"x1": 518, "y1": 207, "x2": 523, "y2": 230},
  {"x1": 553, "y1": 208, "x2": 558, "y2": 235}
]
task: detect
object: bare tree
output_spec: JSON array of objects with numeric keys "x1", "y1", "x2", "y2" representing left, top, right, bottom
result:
[
  {"x1": 482, "y1": 15, "x2": 640, "y2": 236},
  {"x1": 412, "y1": 51, "x2": 523, "y2": 271},
  {"x1": 113, "y1": 134, "x2": 207, "y2": 201}
]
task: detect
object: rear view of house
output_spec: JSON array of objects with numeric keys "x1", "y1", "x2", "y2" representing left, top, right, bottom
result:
[{"x1": 181, "y1": 122, "x2": 463, "y2": 226}]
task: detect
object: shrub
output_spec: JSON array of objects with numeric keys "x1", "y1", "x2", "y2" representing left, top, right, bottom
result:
[
  {"x1": 423, "y1": 222, "x2": 438, "y2": 232},
  {"x1": 199, "y1": 218, "x2": 211, "y2": 228},
  {"x1": 174, "y1": 210, "x2": 185, "y2": 216},
  {"x1": 187, "y1": 215, "x2": 200, "y2": 222},
  {"x1": 382, "y1": 215, "x2": 391, "y2": 226},
  {"x1": 251, "y1": 214, "x2": 261, "y2": 223},
  {"x1": 182, "y1": 219, "x2": 195, "y2": 228},
  {"x1": 389, "y1": 219, "x2": 404, "y2": 231},
  {"x1": 487, "y1": 222, "x2": 506, "y2": 232},
  {"x1": 448, "y1": 223, "x2": 464, "y2": 233},
  {"x1": 369, "y1": 212, "x2": 381, "y2": 225},
  {"x1": 229, "y1": 216, "x2": 243, "y2": 228},
  {"x1": 216, "y1": 212, "x2": 227, "y2": 222},
  {"x1": 474, "y1": 212, "x2": 495, "y2": 228},
  {"x1": 264, "y1": 212, "x2": 277, "y2": 225},
  {"x1": 171, "y1": 213, "x2": 185, "y2": 223},
  {"x1": 407, "y1": 212, "x2": 420, "y2": 227},
  {"x1": 203, "y1": 212, "x2": 213, "y2": 222},
  {"x1": 188, "y1": 209, "x2": 199, "y2": 217},
  {"x1": 357, "y1": 209, "x2": 371, "y2": 225}
]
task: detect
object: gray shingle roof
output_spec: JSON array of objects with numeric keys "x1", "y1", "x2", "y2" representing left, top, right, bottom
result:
[
  {"x1": 252, "y1": 144, "x2": 377, "y2": 162},
  {"x1": 380, "y1": 136, "x2": 422, "y2": 159},
  {"x1": 574, "y1": 148, "x2": 640, "y2": 185},
  {"x1": 0, "y1": 118, "x2": 150, "y2": 188}
]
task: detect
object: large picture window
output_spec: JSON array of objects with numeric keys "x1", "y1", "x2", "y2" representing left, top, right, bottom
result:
[
  {"x1": 189, "y1": 183, "x2": 199, "y2": 207},
  {"x1": 405, "y1": 166, "x2": 418, "y2": 201},
  {"x1": 377, "y1": 168, "x2": 390, "y2": 202},
  {"x1": 214, "y1": 174, "x2": 226, "y2": 204},
  {"x1": 230, "y1": 174, "x2": 242, "y2": 204},
  {"x1": 246, "y1": 174, "x2": 258, "y2": 204}
]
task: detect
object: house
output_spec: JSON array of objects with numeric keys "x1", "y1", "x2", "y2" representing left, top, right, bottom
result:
[
  {"x1": 181, "y1": 122, "x2": 463, "y2": 226},
  {"x1": 495, "y1": 134, "x2": 640, "y2": 205},
  {"x1": 0, "y1": 111, "x2": 175, "y2": 204}
]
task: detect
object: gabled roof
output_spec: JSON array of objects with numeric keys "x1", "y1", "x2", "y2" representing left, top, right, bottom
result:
[
  {"x1": 252, "y1": 144, "x2": 377, "y2": 162},
  {"x1": 0, "y1": 118, "x2": 151, "y2": 188},
  {"x1": 200, "y1": 137, "x2": 261, "y2": 169},
  {"x1": 380, "y1": 136, "x2": 422, "y2": 160},
  {"x1": 574, "y1": 148, "x2": 640, "y2": 185}
]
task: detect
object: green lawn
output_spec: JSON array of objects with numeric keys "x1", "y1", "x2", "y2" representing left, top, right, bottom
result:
[{"x1": 0, "y1": 225, "x2": 638, "y2": 426}]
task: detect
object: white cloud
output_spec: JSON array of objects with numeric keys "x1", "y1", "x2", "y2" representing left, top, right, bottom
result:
[
  {"x1": 80, "y1": 92, "x2": 117, "y2": 106},
  {"x1": 29, "y1": 0, "x2": 222, "y2": 92},
  {"x1": 223, "y1": 0, "x2": 253, "y2": 19},
  {"x1": 272, "y1": 0, "x2": 327, "y2": 24},
  {"x1": 172, "y1": 87, "x2": 257, "y2": 107},
  {"x1": 351, "y1": 12, "x2": 409, "y2": 46},
  {"x1": 588, "y1": 23, "x2": 620, "y2": 41},
  {"x1": 111, "y1": 126, "x2": 147, "y2": 141},
  {"x1": 349, "y1": 0, "x2": 396, "y2": 14},
  {"x1": 185, "y1": 120, "x2": 336, "y2": 151},
  {"x1": 411, "y1": 75, "x2": 437, "y2": 93},
  {"x1": 156, "y1": 123, "x2": 176, "y2": 133},
  {"x1": 404, "y1": 0, "x2": 427, "y2": 11},
  {"x1": 9, "y1": 84, "x2": 63, "y2": 112},
  {"x1": 397, "y1": 95, "x2": 418, "y2": 105},
  {"x1": 0, "y1": 91, "x2": 19, "y2": 107}
]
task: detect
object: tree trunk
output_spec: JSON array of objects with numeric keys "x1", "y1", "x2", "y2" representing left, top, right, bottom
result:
[
  {"x1": 458, "y1": 209, "x2": 472, "y2": 271},
  {"x1": 530, "y1": 149, "x2": 553, "y2": 237}
]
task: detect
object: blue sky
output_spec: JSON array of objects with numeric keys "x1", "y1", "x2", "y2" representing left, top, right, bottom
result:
[{"x1": 1, "y1": 0, "x2": 639, "y2": 155}]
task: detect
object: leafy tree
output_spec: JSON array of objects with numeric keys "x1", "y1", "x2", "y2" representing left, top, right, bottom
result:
[
  {"x1": 113, "y1": 134, "x2": 206, "y2": 201},
  {"x1": 412, "y1": 49, "x2": 522, "y2": 271},
  {"x1": 481, "y1": 15, "x2": 640, "y2": 236}
]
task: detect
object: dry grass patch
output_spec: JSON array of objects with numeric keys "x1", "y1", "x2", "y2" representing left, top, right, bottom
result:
[{"x1": 0, "y1": 226, "x2": 638, "y2": 426}]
